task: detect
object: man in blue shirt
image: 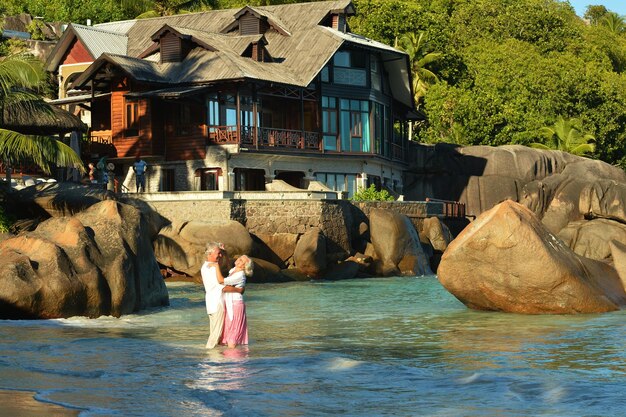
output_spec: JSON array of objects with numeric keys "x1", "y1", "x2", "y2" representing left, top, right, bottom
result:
[{"x1": 132, "y1": 156, "x2": 148, "y2": 192}]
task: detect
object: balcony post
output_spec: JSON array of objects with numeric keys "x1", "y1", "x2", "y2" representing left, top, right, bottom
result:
[
  {"x1": 253, "y1": 85, "x2": 259, "y2": 150},
  {"x1": 236, "y1": 87, "x2": 241, "y2": 145}
]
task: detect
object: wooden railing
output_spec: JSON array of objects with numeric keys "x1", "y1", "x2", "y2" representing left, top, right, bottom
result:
[
  {"x1": 425, "y1": 198, "x2": 466, "y2": 218},
  {"x1": 90, "y1": 130, "x2": 113, "y2": 145},
  {"x1": 260, "y1": 127, "x2": 319, "y2": 149},
  {"x1": 208, "y1": 126, "x2": 238, "y2": 144},
  {"x1": 207, "y1": 125, "x2": 320, "y2": 150}
]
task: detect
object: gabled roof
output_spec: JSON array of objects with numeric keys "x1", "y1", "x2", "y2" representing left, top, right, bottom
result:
[
  {"x1": 220, "y1": 5, "x2": 291, "y2": 36},
  {"x1": 64, "y1": 0, "x2": 413, "y2": 107},
  {"x1": 46, "y1": 23, "x2": 128, "y2": 72}
]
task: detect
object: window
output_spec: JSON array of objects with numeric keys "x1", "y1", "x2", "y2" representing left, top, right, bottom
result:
[
  {"x1": 371, "y1": 55, "x2": 381, "y2": 91},
  {"x1": 373, "y1": 102, "x2": 390, "y2": 155},
  {"x1": 160, "y1": 168, "x2": 175, "y2": 191},
  {"x1": 322, "y1": 96, "x2": 338, "y2": 150},
  {"x1": 316, "y1": 172, "x2": 357, "y2": 198},
  {"x1": 340, "y1": 99, "x2": 370, "y2": 152},
  {"x1": 333, "y1": 50, "x2": 367, "y2": 86},
  {"x1": 125, "y1": 101, "x2": 139, "y2": 137},
  {"x1": 207, "y1": 94, "x2": 219, "y2": 126},
  {"x1": 175, "y1": 103, "x2": 191, "y2": 136}
]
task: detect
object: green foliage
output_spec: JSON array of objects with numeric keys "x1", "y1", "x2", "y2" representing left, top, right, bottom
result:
[
  {"x1": 349, "y1": 0, "x2": 626, "y2": 166},
  {"x1": 351, "y1": 184, "x2": 394, "y2": 202},
  {"x1": 531, "y1": 117, "x2": 596, "y2": 155},
  {"x1": 396, "y1": 32, "x2": 442, "y2": 107},
  {"x1": 584, "y1": 5, "x2": 609, "y2": 24},
  {"x1": 26, "y1": 19, "x2": 48, "y2": 41},
  {"x1": 0, "y1": 54, "x2": 84, "y2": 174},
  {"x1": 0, "y1": 204, "x2": 13, "y2": 233}
]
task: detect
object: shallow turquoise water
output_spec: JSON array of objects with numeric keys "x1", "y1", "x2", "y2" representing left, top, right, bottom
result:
[{"x1": 1, "y1": 276, "x2": 625, "y2": 416}]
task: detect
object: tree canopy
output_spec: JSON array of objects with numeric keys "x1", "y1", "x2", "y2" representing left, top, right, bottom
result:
[{"x1": 2, "y1": 0, "x2": 626, "y2": 166}]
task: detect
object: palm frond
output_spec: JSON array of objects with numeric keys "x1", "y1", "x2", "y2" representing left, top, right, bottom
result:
[{"x1": 0, "y1": 129, "x2": 85, "y2": 174}]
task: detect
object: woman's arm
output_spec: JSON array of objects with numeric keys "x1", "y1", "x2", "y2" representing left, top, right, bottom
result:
[
  {"x1": 223, "y1": 270, "x2": 245, "y2": 286},
  {"x1": 223, "y1": 285, "x2": 245, "y2": 294},
  {"x1": 207, "y1": 262, "x2": 225, "y2": 284}
]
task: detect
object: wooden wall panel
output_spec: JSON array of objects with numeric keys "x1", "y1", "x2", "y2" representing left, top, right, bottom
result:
[{"x1": 166, "y1": 134, "x2": 206, "y2": 161}]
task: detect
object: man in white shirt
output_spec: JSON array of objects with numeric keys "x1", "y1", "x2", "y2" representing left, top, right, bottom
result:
[
  {"x1": 201, "y1": 242, "x2": 244, "y2": 348},
  {"x1": 202, "y1": 242, "x2": 225, "y2": 348}
]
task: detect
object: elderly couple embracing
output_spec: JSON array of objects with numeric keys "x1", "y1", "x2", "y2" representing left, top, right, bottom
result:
[{"x1": 202, "y1": 242, "x2": 253, "y2": 349}]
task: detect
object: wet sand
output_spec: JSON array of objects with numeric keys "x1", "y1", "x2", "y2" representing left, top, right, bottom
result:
[{"x1": 0, "y1": 390, "x2": 79, "y2": 417}]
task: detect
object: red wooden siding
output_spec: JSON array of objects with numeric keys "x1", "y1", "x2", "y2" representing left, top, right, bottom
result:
[
  {"x1": 61, "y1": 38, "x2": 93, "y2": 65},
  {"x1": 166, "y1": 134, "x2": 206, "y2": 161},
  {"x1": 111, "y1": 83, "x2": 151, "y2": 157}
]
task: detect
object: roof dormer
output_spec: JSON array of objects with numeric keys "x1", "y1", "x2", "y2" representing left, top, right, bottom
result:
[
  {"x1": 241, "y1": 37, "x2": 272, "y2": 62},
  {"x1": 141, "y1": 25, "x2": 218, "y2": 63},
  {"x1": 319, "y1": 3, "x2": 356, "y2": 33},
  {"x1": 221, "y1": 6, "x2": 291, "y2": 36}
]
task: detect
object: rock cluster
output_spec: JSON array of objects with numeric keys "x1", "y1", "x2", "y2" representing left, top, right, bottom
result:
[
  {"x1": 406, "y1": 144, "x2": 626, "y2": 263},
  {"x1": 0, "y1": 200, "x2": 169, "y2": 319}
]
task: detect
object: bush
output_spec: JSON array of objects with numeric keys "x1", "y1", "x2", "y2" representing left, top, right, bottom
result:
[
  {"x1": 0, "y1": 204, "x2": 13, "y2": 233},
  {"x1": 351, "y1": 184, "x2": 395, "y2": 201}
]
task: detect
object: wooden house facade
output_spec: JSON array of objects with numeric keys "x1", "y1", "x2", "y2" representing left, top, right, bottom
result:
[{"x1": 46, "y1": 0, "x2": 417, "y2": 196}]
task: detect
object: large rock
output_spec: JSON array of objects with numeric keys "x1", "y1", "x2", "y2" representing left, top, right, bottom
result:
[
  {"x1": 369, "y1": 208, "x2": 432, "y2": 276},
  {"x1": 154, "y1": 220, "x2": 253, "y2": 277},
  {"x1": 0, "y1": 200, "x2": 169, "y2": 319},
  {"x1": 293, "y1": 227, "x2": 326, "y2": 277},
  {"x1": 558, "y1": 218, "x2": 626, "y2": 261},
  {"x1": 438, "y1": 200, "x2": 626, "y2": 314},
  {"x1": 252, "y1": 232, "x2": 298, "y2": 268}
]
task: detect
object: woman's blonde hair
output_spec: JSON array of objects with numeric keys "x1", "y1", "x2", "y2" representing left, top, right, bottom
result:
[{"x1": 239, "y1": 255, "x2": 254, "y2": 277}]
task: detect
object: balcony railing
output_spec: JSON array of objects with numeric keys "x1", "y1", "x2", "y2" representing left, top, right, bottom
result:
[
  {"x1": 90, "y1": 130, "x2": 113, "y2": 145},
  {"x1": 208, "y1": 125, "x2": 320, "y2": 150},
  {"x1": 208, "y1": 126, "x2": 238, "y2": 144}
]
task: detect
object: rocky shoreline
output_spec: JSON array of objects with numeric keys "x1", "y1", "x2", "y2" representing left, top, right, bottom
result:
[{"x1": 3, "y1": 145, "x2": 626, "y2": 318}]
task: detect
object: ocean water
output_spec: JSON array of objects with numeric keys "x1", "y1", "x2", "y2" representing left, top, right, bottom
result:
[{"x1": 1, "y1": 276, "x2": 625, "y2": 416}]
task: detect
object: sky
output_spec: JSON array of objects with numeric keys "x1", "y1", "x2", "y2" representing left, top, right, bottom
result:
[{"x1": 568, "y1": 0, "x2": 626, "y2": 17}]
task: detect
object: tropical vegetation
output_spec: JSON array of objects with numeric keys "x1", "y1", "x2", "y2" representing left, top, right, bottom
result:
[
  {"x1": 2, "y1": 0, "x2": 626, "y2": 167},
  {"x1": 0, "y1": 54, "x2": 84, "y2": 183},
  {"x1": 351, "y1": 184, "x2": 394, "y2": 202}
]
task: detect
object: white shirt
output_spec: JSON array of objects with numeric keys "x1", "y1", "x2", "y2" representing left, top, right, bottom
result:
[
  {"x1": 201, "y1": 261, "x2": 223, "y2": 314},
  {"x1": 223, "y1": 269, "x2": 246, "y2": 320}
]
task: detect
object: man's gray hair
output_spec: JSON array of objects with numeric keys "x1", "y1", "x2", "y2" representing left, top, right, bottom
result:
[{"x1": 205, "y1": 242, "x2": 223, "y2": 255}]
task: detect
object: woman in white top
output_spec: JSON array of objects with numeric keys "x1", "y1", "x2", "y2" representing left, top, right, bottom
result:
[{"x1": 220, "y1": 255, "x2": 253, "y2": 348}]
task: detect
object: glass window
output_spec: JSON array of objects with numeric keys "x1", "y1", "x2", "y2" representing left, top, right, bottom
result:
[
  {"x1": 333, "y1": 51, "x2": 350, "y2": 67},
  {"x1": 316, "y1": 172, "x2": 358, "y2": 198},
  {"x1": 322, "y1": 96, "x2": 338, "y2": 151},
  {"x1": 338, "y1": 99, "x2": 371, "y2": 152},
  {"x1": 125, "y1": 101, "x2": 139, "y2": 137},
  {"x1": 321, "y1": 66, "x2": 329, "y2": 82}
]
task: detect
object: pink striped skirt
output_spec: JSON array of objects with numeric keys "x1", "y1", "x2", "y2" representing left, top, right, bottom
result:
[{"x1": 221, "y1": 300, "x2": 248, "y2": 346}]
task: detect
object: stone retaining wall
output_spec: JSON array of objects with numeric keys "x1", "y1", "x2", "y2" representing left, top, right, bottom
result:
[{"x1": 132, "y1": 194, "x2": 464, "y2": 258}]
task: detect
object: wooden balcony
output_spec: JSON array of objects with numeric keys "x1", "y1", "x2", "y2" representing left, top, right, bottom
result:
[
  {"x1": 208, "y1": 125, "x2": 321, "y2": 151},
  {"x1": 90, "y1": 130, "x2": 113, "y2": 145}
]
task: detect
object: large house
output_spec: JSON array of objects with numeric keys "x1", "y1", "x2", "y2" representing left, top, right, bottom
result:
[{"x1": 46, "y1": 0, "x2": 417, "y2": 196}]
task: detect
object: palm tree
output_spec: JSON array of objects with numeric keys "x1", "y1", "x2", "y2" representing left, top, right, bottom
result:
[
  {"x1": 395, "y1": 32, "x2": 443, "y2": 107},
  {"x1": 0, "y1": 54, "x2": 84, "y2": 188},
  {"x1": 601, "y1": 12, "x2": 625, "y2": 34},
  {"x1": 530, "y1": 117, "x2": 595, "y2": 156}
]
